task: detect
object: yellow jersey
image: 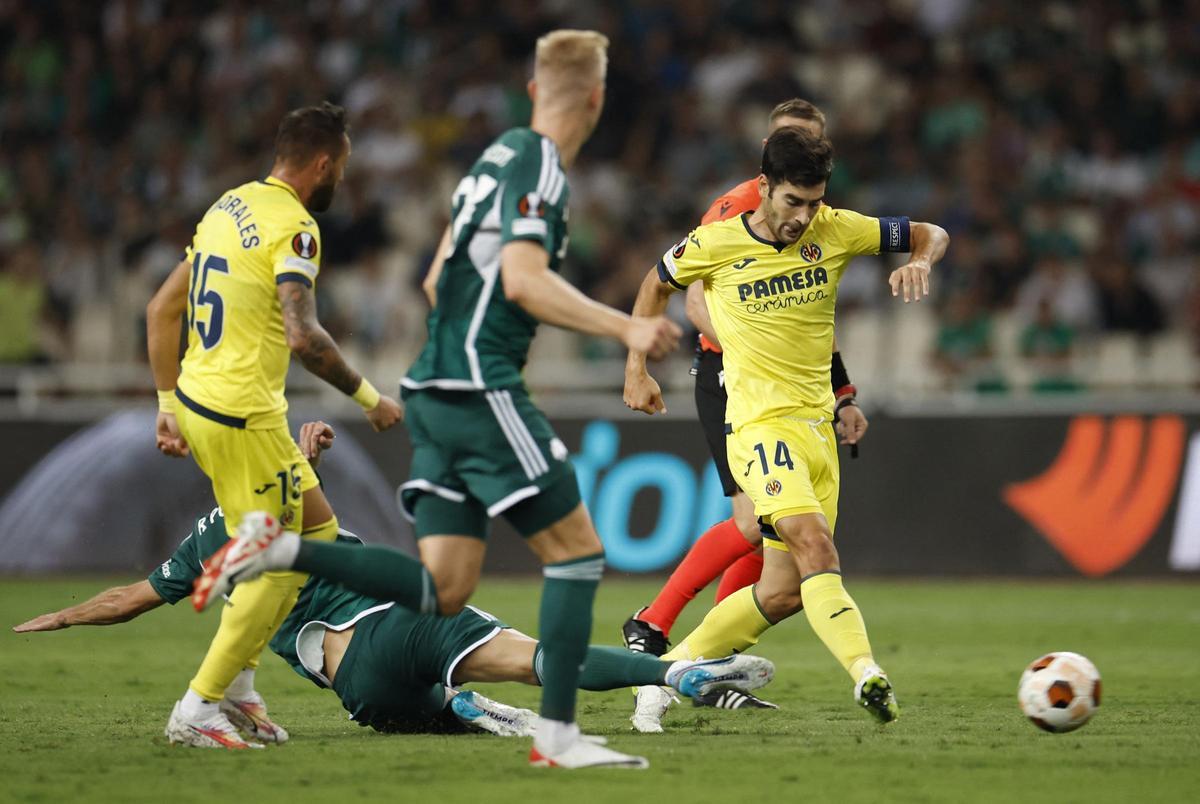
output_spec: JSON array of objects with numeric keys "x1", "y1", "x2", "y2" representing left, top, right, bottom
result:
[
  {"x1": 176, "y1": 176, "x2": 321, "y2": 429},
  {"x1": 658, "y1": 206, "x2": 910, "y2": 429}
]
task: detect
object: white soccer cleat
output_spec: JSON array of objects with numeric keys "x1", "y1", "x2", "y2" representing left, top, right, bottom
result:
[
  {"x1": 192, "y1": 512, "x2": 299, "y2": 611},
  {"x1": 529, "y1": 737, "x2": 649, "y2": 769},
  {"x1": 221, "y1": 693, "x2": 290, "y2": 744},
  {"x1": 165, "y1": 700, "x2": 264, "y2": 750},
  {"x1": 666, "y1": 654, "x2": 775, "y2": 700},
  {"x1": 630, "y1": 684, "x2": 676, "y2": 734},
  {"x1": 450, "y1": 690, "x2": 536, "y2": 737}
]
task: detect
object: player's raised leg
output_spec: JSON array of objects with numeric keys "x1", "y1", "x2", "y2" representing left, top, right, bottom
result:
[
  {"x1": 772, "y1": 511, "x2": 897, "y2": 723},
  {"x1": 624, "y1": 491, "x2": 760, "y2": 653}
]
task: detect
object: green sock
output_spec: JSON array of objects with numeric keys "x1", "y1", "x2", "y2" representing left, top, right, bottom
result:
[
  {"x1": 537, "y1": 645, "x2": 668, "y2": 690},
  {"x1": 294, "y1": 541, "x2": 438, "y2": 615},
  {"x1": 537, "y1": 553, "x2": 605, "y2": 722}
]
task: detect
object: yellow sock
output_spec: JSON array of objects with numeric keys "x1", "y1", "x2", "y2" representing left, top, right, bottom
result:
[
  {"x1": 662, "y1": 586, "x2": 772, "y2": 662},
  {"x1": 189, "y1": 517, "x2": 338, "y2": 701},
  {"x1": 800, "y1": 571, "x2": 874, "y2": 680}
]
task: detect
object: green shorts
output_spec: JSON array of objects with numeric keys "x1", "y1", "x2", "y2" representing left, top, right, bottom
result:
[
  {"x1": 399, "y1": 387, "x2": 581, "y2": 539},
  {"x1": 331, "y1": 604, "x2": 507, "y2": 732}
]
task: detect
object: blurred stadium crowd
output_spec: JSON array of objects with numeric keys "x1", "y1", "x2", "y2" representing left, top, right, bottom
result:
[{"x1": 0, "y1": 0, "x2": 1197, "y2": 395}]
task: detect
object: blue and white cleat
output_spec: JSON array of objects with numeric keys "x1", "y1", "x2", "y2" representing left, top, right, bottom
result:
[
  {"x1": 666, "y1": 654, "x2": 775, "y2": 700},
  {"x1": 450, "y1": 690, "x2": 536, "y2": 737}
]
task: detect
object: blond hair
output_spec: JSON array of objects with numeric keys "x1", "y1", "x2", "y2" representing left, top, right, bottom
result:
[{"x1": 534, "y1": 29, "x2": 609, "y2": 105}]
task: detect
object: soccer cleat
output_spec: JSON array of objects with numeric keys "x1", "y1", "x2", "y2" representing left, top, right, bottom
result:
[
  {"x1": 621, "y1": 608, "x2": 669, "y2": 657},
  {"x1": 165, "y1": 700, "x2": 264, "y2": 749},
  {"x1": 666, "y1": 654, "x2": 775, "y2": 700},
  {"x1": 691, "y1": 689, "x2": 780, "y2": 710},
  {"x1": 221, "y1": 693, "x2": 290, "y2": 744},
  {"x1": 529, "y1": 739, "x2": 649, "y2": 769},
  {"x1": 630, "y1": 684, "x2": 676, "y2": 734},
  {"x1": 192, "y1": 512, "x2": 298, "y2": 612},
  {"x1": 854, "y1": 665, "x2": 900, "y2": 724},
  {"x1": 450, "y1": 690, "x2": 536, "y2": 737}
]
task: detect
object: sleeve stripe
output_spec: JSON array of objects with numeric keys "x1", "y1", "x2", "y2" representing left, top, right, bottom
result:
[
  {"x1": 511, "y1": 219, "x2": 548, "y2": 237},
  {"x1": 878, "y1": 216, "x2": 911, "y2": 252},
  {"x1": 283, "y1": 255, "x2": 319, "y2": 279},
  {"x1": 657, "y1": 259, "x2": 686, "y2": 289},
  {"x1": 275, "y1": 272, "x2": 313, "y2": 288}
]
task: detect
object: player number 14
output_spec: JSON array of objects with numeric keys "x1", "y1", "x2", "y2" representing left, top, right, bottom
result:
[{"x1": 753, "y1": 440, "x2": 794, "y2": 474}]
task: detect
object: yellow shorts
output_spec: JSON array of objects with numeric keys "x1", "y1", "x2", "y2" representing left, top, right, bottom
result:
[
  {"x1": 727, "y1": 416, "x2": 840, "y2": 553},
  {"x1": 175, "y1": 401, "x2": 318, "y2": 534}
]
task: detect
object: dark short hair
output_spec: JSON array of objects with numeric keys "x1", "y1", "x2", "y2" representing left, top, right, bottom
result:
[
  {"x1": 274, "y1": 102, "x2": 348, "y2": 164},
  {"x1": 768, "y1": 98, "x2": 826, "y2": 131},
  {"x1": 761, "y1": 127, "x2": 834, "y2": 190}
]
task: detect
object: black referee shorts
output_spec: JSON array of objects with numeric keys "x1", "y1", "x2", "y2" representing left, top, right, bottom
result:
[{"x1": 693, "y1": 348, "x2": 739, "y2": 497}]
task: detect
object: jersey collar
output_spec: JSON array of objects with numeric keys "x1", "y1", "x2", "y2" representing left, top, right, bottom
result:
[
  {"x1": 260, "y1": 175, "x2": 302, "y2": 202},
  {"x1": 740, "y1": 212, "x2": 789, "y2": 253}
]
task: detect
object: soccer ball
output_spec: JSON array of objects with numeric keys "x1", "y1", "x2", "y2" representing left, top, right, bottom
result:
[{"x1": 1017, "y1": 652, "x2": 1101, "y2": 733}]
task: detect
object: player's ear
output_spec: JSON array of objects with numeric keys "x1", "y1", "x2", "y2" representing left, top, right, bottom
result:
[
  {"x1": 757, "y1": 174, "x2": 770, "y2": 200},
  {"x1": 527, "y1": 78, "x2": 537, "y2": 103}
]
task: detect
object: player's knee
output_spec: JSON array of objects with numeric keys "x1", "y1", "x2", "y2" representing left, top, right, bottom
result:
[
  {"x1": 780, "y1": 520, "x2": 838, "y2": 568},
  {"x1": 755, "y1": 586, "x2": 803, "y2": 621},
  {"x1": 434, "y1": 577, "x2": 475, "y2": 616},
  {"x1": 733, "y1": 513, "x2": 762, "y2": 545}
]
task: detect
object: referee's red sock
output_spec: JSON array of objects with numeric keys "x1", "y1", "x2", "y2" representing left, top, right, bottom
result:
[
  {"x1": 714, "y1": 550, "x2": 764, "y2": 604},
  {"x1": 641, "y1": 517, "x2": 756, "y2": 637}
]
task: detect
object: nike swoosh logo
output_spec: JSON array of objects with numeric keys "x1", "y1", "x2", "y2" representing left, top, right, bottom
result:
[
  {"x1": 830, "y1": 607, "x2": 853, "y2": 619},
  {"x1": 253, "y1": 483, "x2": 276, "y2": 494}
]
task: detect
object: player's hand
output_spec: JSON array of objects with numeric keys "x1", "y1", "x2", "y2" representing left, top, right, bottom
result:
[
  {"x1": 888, "y1": 261, "x2": 931, "y2": 303},
  {"x1": 834, "y1": 401, "x2": 869, "y2": 446},
  {"x1": 155, "y1": 411, "x2": 190, "y2": 457},
  {"x1": 624, "y1": 316, "x2": 682, "y2": 361},
  {"x1": 13, "y1": 611, "x2": 68, "y2": 632},
  {"x1": 299, "y1": 420, "x2": 335, "y2": 465},
  {"x1": 623, "y1": 371, "x2": 666, "y2": 415},
  {"x1": 365, "y1": 395, "x2": 404, "y2": 432}
]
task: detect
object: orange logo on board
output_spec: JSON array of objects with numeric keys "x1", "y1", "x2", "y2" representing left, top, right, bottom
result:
[{"x1": 1003, "y1": 415, "x2": 1185, "y2": 577}]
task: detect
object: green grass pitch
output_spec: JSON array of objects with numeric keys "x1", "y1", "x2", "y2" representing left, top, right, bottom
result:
[{"x1": 2, "y1": 577, "x2": 1197, "y2": 803}]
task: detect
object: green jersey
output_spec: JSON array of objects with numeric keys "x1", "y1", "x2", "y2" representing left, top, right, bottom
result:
[
  {"x1": 146, "y1": 506, "x2": 228, "y2": 604},
  {"x1": 145, "y1": 506, "x2": 385, "y2": 687},
  {"x1": 403, "y1": 127, "x2": 570, "y2": 391}
]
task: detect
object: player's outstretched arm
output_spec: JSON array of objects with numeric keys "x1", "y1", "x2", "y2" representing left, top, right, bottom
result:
[
  {"x1": 888, "y1": 221, "x2": 950, "y2": 303},
  {"x1": 277, "y1": 280, "x2": 403, "y2": 432},
  {"x1": 623, "y1": 268, "x2": 679, "y2": 415},
  {"x1": 500, "y1": 241, "x2": 680, "y2": 357},
  {"x1": 13, "y1": 581, "x2": 166, "y2": 632},
  {"x1": 147, "y1": 259, "x2": 192, "y2": 457}
]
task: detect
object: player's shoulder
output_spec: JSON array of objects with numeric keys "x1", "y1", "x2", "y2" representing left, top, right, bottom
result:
[
  {"x1": 248, "y1": 179, "x2": 318, "y2": 231},
  {"x1": 479, "y1": 127, "x2": 549, "y2": 171},
  {"x1": 811, "y1": 204, "x2": 876, "y2": 239},
  {"x1": 672, "y1": 215, "x2": 748, "y2": 262}
]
